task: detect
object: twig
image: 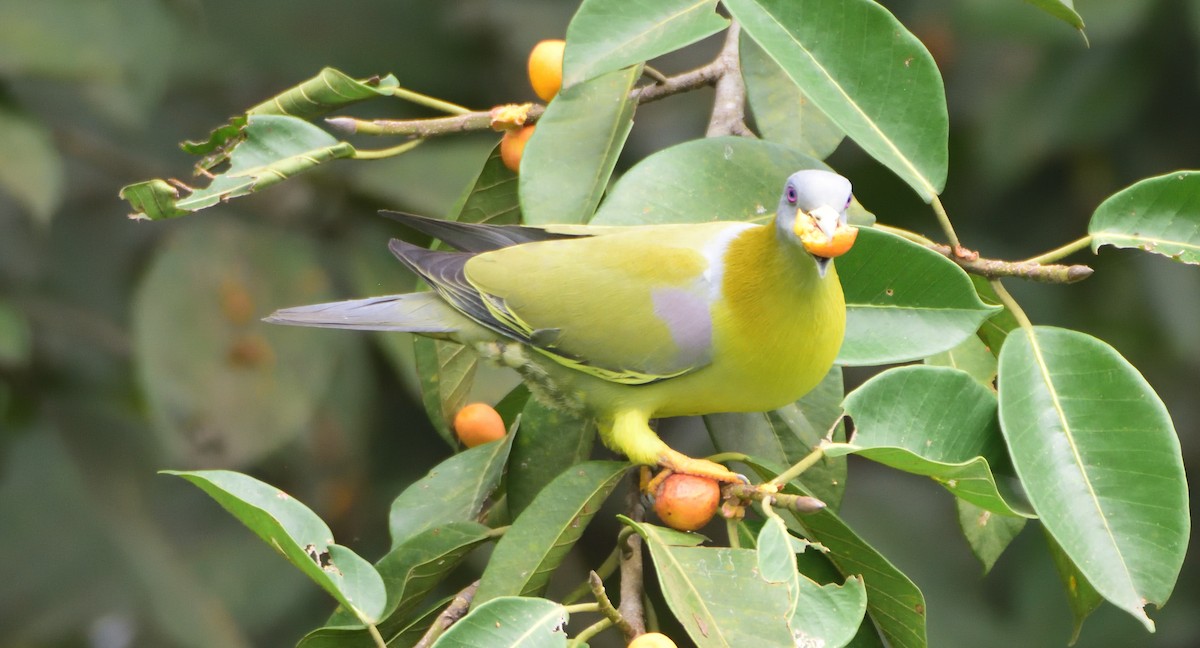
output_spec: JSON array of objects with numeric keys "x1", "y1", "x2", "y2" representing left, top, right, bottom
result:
[
  {"x1": 989, "y1": 279, "x2": 1035, "y2": 330},
  {"x1": 327, "y1": 106, "x2": 544, "y2": 137},
  {"x1": 414, "y1": 580, "x2": 479, "y2": 648},
  {"x1": 874, "y1": 224, "x2": 1094, "y2": 284},
  {"x1": 1022, "y1": 235, "x2": 1093, "y2": 265},
  {"x1": 568, "y1": 618, "x2": 614, "y2": 647},
  {"x1": 631, "y1": 59, "x2": 724, "y2": 104},
  {"x1": 930, "y1": 195, "x2": 963, "y2": 251},
  {"x1": 590, "y1": 571, "x2": 636, "y2": 641},
  {"x1": 618, "y1": 481, "x2": 648, "y2": 637},
  {"x1": 725, "y1": 483, "x2": 826, "y2": 514},
  {"x1": 769, "y1": 442, "x2": 830, "y2": 487},
  {"x1": 927, "y1": 242, "x2": 1094, "y2": 283},
  {"x1": 706, "y1": 21, "x2": 747, "y2": 137}
]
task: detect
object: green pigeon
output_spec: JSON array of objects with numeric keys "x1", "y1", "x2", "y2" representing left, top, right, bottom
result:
[{"x1": 268, "y1": 169, "x2": 858, "y2": 483}]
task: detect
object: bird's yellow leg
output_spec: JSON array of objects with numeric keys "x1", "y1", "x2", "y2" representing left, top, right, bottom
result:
[{"x1": 601, "y1": 410, "x2": 744, "y2": 487}]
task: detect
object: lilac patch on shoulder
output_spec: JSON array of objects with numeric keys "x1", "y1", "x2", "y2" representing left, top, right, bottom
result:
[{"x1": 651, "y1": 288, "x2": 713, "y2": 367}]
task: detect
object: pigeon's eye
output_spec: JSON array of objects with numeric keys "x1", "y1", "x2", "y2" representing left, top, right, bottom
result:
[
  {"x1": 785, "y1": 186, "x2": 798, "y2": 204},
  {"x1": 844, "y1": 195, "x2": 852, "y2": 209}
]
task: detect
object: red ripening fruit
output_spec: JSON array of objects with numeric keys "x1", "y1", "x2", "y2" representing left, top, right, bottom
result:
[{"x1": 653, "y1": 473, "x2": 721, "y2": 532}]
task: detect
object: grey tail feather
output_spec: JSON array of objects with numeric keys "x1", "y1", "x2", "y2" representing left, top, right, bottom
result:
[
  {"x1": 381, "y1": 210, "x2": 586, "y2": 253},
  {"x1": 264, "y1": 293, "x2": 463, "y2": 333}
]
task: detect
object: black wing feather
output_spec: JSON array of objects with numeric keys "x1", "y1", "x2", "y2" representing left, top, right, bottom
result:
[
  {"x1": 387, "y1": 238, "x2": 544, "y2": 349},
  {"x1": 381, "y1": 210, "x2": 586, "y2": 253}
]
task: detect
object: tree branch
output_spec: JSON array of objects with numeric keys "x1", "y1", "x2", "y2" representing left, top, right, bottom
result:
[
  {"x1": 329, "y1": 49, "x2": 730, "y2": 139},
  {"x1": 414, "y1": 580, "x2": 479, "y2": 648},
  {"x1": 705, "y1": 21, "x2": 748, "y2": 137},
  {"x1": 928, "y1": 242, "x2": 1094, "y2": 283},
  {"x1": 618, "y1": 482, "x2": 647, "y2": 637}
]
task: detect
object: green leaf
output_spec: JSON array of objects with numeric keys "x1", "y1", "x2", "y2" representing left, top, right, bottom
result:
[
  {"x1": 1044, "y1": 529, "x2": 1104, "y2": 643},
  {"x1": 0, "y1": 299, "x2": 32, "y2": 366},
  {"x1": 389, "y1": 433, "x2": 514, "y2": 549},
  {"x1": 162, "y1": 470, "x2": 386, "y2": 623},
  {"x1": 725, "y1": 0, "x2": 948, "y2": 201},
  {"x1": 955, "y1": 499, "x2": 1026, "y2": 575},
  {"x1": 120, "y1": 115, "x2": 360, "y2": 220},
  {"x1": 133, "y1": 218, "x2": 346, "y2": 466},
  {"x1": 837, "y1": 365, "x2": 1031, "y2": 517},
  {"x1": 998, "y1": 326, "x2": 1189, "y2": 630},
  {"x1": 563, "y1": 0, "x2": 728, "y2": 88},
  {"x1": 0, "y1": 106, "x2": 63, "y2": 225},
  {"x1": 592, "y1": 137, "x2": 873, "y2": 226},
  {"x1": 474, "y1": 461, "x2": 629, "y2": 604},
  {"x1": 453, "y1": 142, "x2": 522, "y2": 225},
  {"x1": 746, "y1": 459, "x2": 927, "y2": 648},
  {"x1": 971, "y1": 275, "x2": 1019, "y2": 357},
  {"x1": 925, "y1": 333, "x2": 998, "y2": 388},
  {"x1": 741, "y1": 33, "x2": 844, "y2": 160},
  {"x1": 1089, "y1": 170, "x2": 1200, "y2": 265},
  {"x1": 301, "y1": 522, "x2": 494, "y2": 648},
  {"x1": 757, "y1": 514, "x2": 868, "y2": 647},
  {"x1": 506, "y1": 399, "x2": 597, "y2": 519},
  {"x1": 837, "y1": 228, "x2": 999, "y2": 366},
  {"x1": 1025, "y1": 0, "x2": 1086, "y2": 31},
  {"x1": 519, "y1": 66, "x2": 639, "y2": 225},
  {"x1": 430, "y1": 596, "x2": 568, "y2": 648},
  {"x1": 413, "y1": 337, "x2": 479, "y2": 449},
  {"x1": 626, "y1": 519, "x2": 798, "y2": 646},
  {"x1": 183, "y1": 67, "x2": 402, "y2": 158},
  {"x1": 705, "y1": 367, "x2": 847, "y2": 509}
]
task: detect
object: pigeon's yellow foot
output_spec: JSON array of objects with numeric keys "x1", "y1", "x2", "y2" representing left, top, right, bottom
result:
[{"x1": 657, "y1": 448, "x2": 747, "y2": 485}]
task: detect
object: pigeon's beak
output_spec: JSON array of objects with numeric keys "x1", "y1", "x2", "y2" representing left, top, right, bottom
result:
[
  {"x1": 793, "y1": 205, "x2": 858, "y2": 278},
  {"x1": 809, "y1": 206, "x2": 841, "y2": 242}
]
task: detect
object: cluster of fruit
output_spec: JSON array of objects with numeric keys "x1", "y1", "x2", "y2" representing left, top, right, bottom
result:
[{"x1": 499, "y1": 39, "x2": 565, "y2": 172}]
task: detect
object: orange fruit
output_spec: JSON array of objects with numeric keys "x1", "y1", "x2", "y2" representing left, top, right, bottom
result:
[
  {"x1": 453, "y1": 402, "x2": 506, "y2": 447},
  {"x1": 801, "y1": 223, "x2": 858, "y2": 259},
  {"x1": 528, "y1": 39, "x2": 565, "y2": 102},
  {"x1": 500, "y1": 125, "x2": 535, "y2": 173},
  {"x1": 653, "y1": 474, "x2": 721, "y2": 532},
  {"x1": 628, "y1": 632, "x2": 678, "y2": 648}
]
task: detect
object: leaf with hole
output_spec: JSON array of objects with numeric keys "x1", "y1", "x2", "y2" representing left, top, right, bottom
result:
[
  {"x1": 837, "y1": 365, "x2": 1031, "y2": 517},
  {"x1": 120, "y1": 115, "x2": 363, "y2": 220},
  {"x1": 1089, "y1": 170, "x2": 1200, "y2": 265},
  {"x1": 301, "y1": 522, "x2": 494, "y2": 648},
  {"x1": 163, "y1": 470, "x2": 386, "y2": 623}
]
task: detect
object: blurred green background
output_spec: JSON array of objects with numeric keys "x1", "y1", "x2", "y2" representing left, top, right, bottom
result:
[{"x1": 1, "y1": 0, "x2": 1197, "y2": 646}]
